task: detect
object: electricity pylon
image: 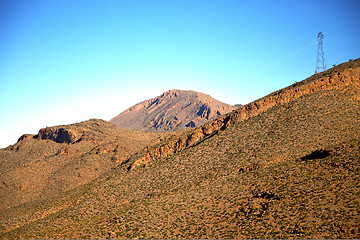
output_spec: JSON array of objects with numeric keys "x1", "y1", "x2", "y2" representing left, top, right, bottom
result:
[{"x1": 316, "y1": 32, "x2": 326, "y2": 73}]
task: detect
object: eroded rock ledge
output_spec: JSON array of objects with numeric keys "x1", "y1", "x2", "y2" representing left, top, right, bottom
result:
[{"x1": 36, "y1": 127, "x2": 82, "y2": 144}]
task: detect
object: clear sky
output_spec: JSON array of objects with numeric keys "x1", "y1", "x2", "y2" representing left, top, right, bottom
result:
[{"x1": 1, "y1": 0, "x2": 359, "y2": 148}]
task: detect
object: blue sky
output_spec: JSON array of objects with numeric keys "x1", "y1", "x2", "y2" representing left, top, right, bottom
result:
[{"x1": 1, "y1": 0, "x2": 359, "y2": 148}]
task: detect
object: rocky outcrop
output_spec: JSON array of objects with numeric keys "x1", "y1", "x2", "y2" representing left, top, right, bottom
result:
[
  {"x1": 128, "y1": 59, "x2": 360, "y2": 170},
  {"x1": 17, "y1": 134, "x2": 35, "y2": 142},
  {"x1": 36, "y1": 127, "x2": 82, "y2": 144}
]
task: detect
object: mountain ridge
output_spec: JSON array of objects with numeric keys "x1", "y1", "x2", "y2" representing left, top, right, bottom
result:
[{"x1": 125, "y1": 59, "x2": 360, "y2": 170}]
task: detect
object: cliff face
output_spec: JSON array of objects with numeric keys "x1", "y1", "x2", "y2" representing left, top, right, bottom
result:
[
  {"x1": 110, "y1": 89, "x2": 237, "y2": 132},
  {"x1": 127, "y1": 59, "x2": 360, "y2": 170},
  {"x1": 36, "y1": 127, "x2": 81, "y2": 144}
]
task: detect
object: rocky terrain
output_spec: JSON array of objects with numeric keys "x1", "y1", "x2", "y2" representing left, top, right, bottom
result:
[
  {"x1": 0, "y1": 58, "x2": 359, "y2": 239},
  {"x1": 0, "y1": 119, "x2": 165, "y2": 211},
  {"x1": 110, "y1": 89, "x2": 238, "y2": 131}
]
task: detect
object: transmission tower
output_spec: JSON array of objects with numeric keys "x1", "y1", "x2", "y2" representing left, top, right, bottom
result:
[{"x1": 316, "y1": 32, "x2": 326, "y2": 73}]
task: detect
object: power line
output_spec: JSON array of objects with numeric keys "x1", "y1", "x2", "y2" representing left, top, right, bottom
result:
[{"x1": 243, "y1": 40, "x2": 317, "y2": 79}]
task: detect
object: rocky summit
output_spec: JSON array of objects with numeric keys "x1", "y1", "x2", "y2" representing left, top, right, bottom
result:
[{"x1": 110, "y1": 89, "x2": 238, "y2": 132}]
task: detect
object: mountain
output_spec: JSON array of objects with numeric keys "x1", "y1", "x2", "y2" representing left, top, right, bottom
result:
[
  {"x1": 1, "y1": 58, "x2": 360, "y2": 239},
  {"x1": 110, "y1": 89, "x2": 238, "y2": 131},
  {"x1": 234, "y1": 103, "x2": 243, "y2": 108}
]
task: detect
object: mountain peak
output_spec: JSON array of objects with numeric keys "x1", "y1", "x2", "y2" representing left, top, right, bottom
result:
[{"x1": 110, "y1": 89, "x2": 237, "y2": 132}]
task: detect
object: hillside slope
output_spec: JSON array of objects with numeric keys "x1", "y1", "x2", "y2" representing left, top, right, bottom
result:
[
  {"x1": 0, "y1": 119, "x2": 164, "y2": 211},
  {"x1": 1, "y1": 59, "x2": 360, "y2": 239},
  {"x1": 110, "y1": 89, "x2": 237, "y2": 131}
]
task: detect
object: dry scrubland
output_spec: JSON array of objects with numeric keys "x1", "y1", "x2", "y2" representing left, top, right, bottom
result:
[
  {"x1": 0, "y1": 59, "x2": 360, "y2": 239},
  {"x1": 0, "y1": 120, "x2": 165, "y2": 210}
]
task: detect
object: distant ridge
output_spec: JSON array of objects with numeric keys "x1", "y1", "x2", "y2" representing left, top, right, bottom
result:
[{"x1": 110, "y1": 89, "x2": 237, "y2": 132}]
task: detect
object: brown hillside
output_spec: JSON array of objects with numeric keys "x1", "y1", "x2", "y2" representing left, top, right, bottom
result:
[
  {"x1": 123, "y1": 58, "x2": 360, "y2": 170},
  {"x1": 110, "y1": 89, "x2": 237, "y2": 131},
  {"x1": 1, "y1": 58, "x2": 360, "y2": 239},
  {"x1": 0, "y1": 119, "x2": 164, "y2": 211}
]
